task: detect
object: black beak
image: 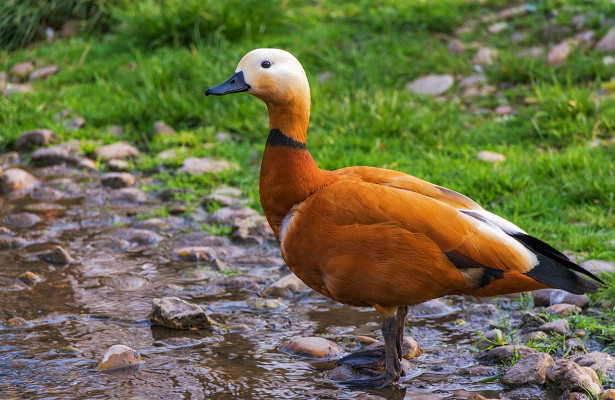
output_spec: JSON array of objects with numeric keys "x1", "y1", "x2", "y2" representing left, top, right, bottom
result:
[{"x1": 205, "y1": 71, "x2": 250, "y2": 96}]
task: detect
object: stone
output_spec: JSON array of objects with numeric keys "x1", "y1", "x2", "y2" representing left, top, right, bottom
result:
[
  {"x1": 471, "y1": 303, "x2": 499, "y2": 317},
  {"x1": 497, "y1": 4, "x2": 526, "y2": 19},
  {"x1": 101, "y1": 172, "x2": 136, "y2": 188},
  {"x1": 448, "y1": 39, "x2": 466, "y2": 56},
  {"x1": 459, "y1": 74, "x2": 487, "y2": 88},
  {"x1": 149, "y1": 296, "x2": 213, "y2": 329},
  {"x1": 545, "y1": 359, "x2": 601, "y2": 396},
  {"x1": 520, "y1": 331, "x2": 548, "y2": 343},
  {"x1": 406, "y1": 74, "x2": 454, "y2": 96},
  {"x1": 109, "y1": 187, "x2": 146, "y2": 203},
  {"x1": 410, "y1": 298, "x2": 456, "y2": 317},
  {"x1": 596, "y1": 27, "x2": 615, "y2": 52},
  {"x1": 0, "y1": 152, "x2": 20, "y2": 168},
  {"x1": 401, "y1": 336, "x2": 423, "y2": 359},
  {"x1": 602, "y1": 389, "x2": 615, "y2": 400},
  {"x1": 152, "y1": 120, "x2": 175, "y2": 136},
  {"x1": 476, "y1": 329, "x2": 506, "y2": 350},
  {"x1": 215, "y1": 132, "x2": 233, "y2": 142},
  {"x1": 547, "y1": 40, "x2": 572, "y2": 66},
  {"x1": 6, "y1": 317, "x2": 28, "y2": 327},
  {"x1": 201, "y1": 192, "x2": 248, "y2": 208},
  {"x1": 132, "y1": 217, "x2": 184, "y2": 230},
  {"x1": 575, "y1": 30, "x2": 596, "y2": 48},
  {"x1": 545, "y1": 304, "x2": 581, "y2": 315},
  {"x1": 63, "y1": 117, "x2": 85, "y2": 129},
  {"x1": 173, "y1": 246, "x2": 229, "y2": 262},
  {"x1": 9, "y1": 61, "x2": 36, "y2": 78},
  {"x1": 478, "y1": 345, "x2": 534, "y2": 364},
  {"x1": 472, "y1": 48, "x2": 498, "y2": 65},
  {"x1": 580, "y1": 259, "x2": 614, "y2": 275},
  {"x1": 281, "y1": 337, "x2": 342, "y2": 360},
  {"x1": 178, "y1": 157, "x2": 236, "y2": 175},
  {"x1": 569, "y1": 393, "x2": 591, "y2": 400},
  {"x1": 495, "y1": 105, "x2": 513, "y2": 115},
  {"x1": 107, "y1": 159, "x2": 130, "y2": 171},
  {"x1": 30, "y1": 143, "x2": 81, "y2": 167},
  {"x1": 98, "y1": 344, "x2": 143, "y2": 371},
  {"x1": 1, "y1": 168, "x2": 38, "y2": 194},
  {"x1": 573, "y1": 352, "x2": 615, "y2": 381},
  {"x1": 539, "y1": 319, "x2": 570, "y2": 335},
  {"x1": 262, "y1": 274, "x2": 310, "y2": 298},
  {"x1": 477, "y1": 150, "x2": 505, "y2": 162},
  {"x1": 209, "y1": 206, "x2": 260, "y2": 225},
  {"x1": 541, "y1": 24, "x2": 571, "y2": 42},
  {"x1": 517, "y1": 46, "x2": 545, "y2": 58},
  {"x1": 107, "y1": 125, "x2": 124, "y2": 136},
  {"x1": 112, "y1": 228, "x2": 162, "y2": 246},
  {"x1": 18, "y1": 271, "x2": 44, "y2": 284},
  {"x1": 29, "y1": 65, "x2": 59, "y2": 81},
  {"x1": 94, "y1": 142, "x2": 140, "y2": 161},
  {"x1": 38, "y1": 246, "x2": 74, "y2": 264},
  {"x1": 173, "y1": 232, "x2": 231, "y2": 248},
  {"x1": 533, "y1": 289, "x2": 590, "y2": 308},
  {"x1": 520, "y1": 311, "x2": 548, "y2": 329},
  {"x1": 488, "y1": 22, "x2": 508, "y2": 33},
  {"x1": 155, "y1": 148, "x2": 178, "y2": 161},
  {"x1": 103, "y1": 275, "x2": 148, "y2": 291},
  {"x1": 4, "y1": 212, "x2": 42, "y2": 228},
  {"x1": 0, "y1": 236, "x2": 26, "y2": 250},
  {"x1": 501, "y1": 352, "x2": 554, "y2": 386},
  {"x1": 15, "y1": 129, "x2": 59, "y2": 151},
  {"x1": 59, "y1": 20, "x2": 81, "y2": 38},
  {"x1": 247, "y1": 298, "x2": 286, "y2": 310}
]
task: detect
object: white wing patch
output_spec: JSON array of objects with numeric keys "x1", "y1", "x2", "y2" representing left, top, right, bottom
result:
[{"x1": 279, "y1": 207, "x2": 296, "y2": 250}]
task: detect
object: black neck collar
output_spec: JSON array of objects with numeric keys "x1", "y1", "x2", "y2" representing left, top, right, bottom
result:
[{"x1": 266, "y1": 129, "x2": 307, "y2": 150}]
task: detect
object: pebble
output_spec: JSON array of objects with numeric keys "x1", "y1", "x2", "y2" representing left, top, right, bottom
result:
[
  {"x1": 580, "y1": 259, "x2": 614, "y2": 275},
  {"x1": 501, "y1": 352, "x2": 553, "y2": 386},
  {"x1": 596, "y1": 27, "x2": 615, "y2": 52},
  {"x1": 472, "y1": 48, "x2": 498, "y2": 65},
  {"x1": 573, "y1": 352, "x2": 615, "y2": 381},
  {"x1": 494, "y1": 105, "x2": 513, "y2": 115},
  {"x1": 209, "y1": 206, "x2": 260, "y2": 225},
  {"x1": 38, "y1": 246, "x2": 74, "y2": 264},
  {"x1": 533, "y1": 289, "x2": 590, "y2": 308},
  {"x1": 545, "y1": 359, "x2": 601, "y2": 396},
  {"x1": 281, "y1": 337, "x2": 342, "y2": 360},
  {"x1": 6, "y1": 317, "x2": 28, "y2": 327},
  {"x1": 547, "y1": 40, "x2": 572, "y2": 66},
  {"x1": 4, "y1": 212, "x2": 42, "y2": 228},
  {"x1": 202, "y1": 192, "x2": 248, "y2": 208},
  {"x1": 477, "y1": 150, "x2": 506, "y2": 163},
  {"x1": 59, "y1": 20, "x2": 81, "y2": 38},
  {"x1": 9, "y1": 61, "x2": 36, "y2": 78},
  {"x1": 103, "y1": 275, "x2": 148, "y2": 291},
  {"x1": 132, "y1": 216, "x2": 183, "y2": 230},
  {"x1": 30, "y1": 143, "x2": 79, "y2": 167},
  {"x1": 545, "y1": 303, "x2": 581, "y2": 315},
  {"x1": 173, "y1": 246, "x2": 229, "y2": 262},
  {"x1": 410, "y1": 298, "x2": 456, "y2": 317},
  {"x1": 470, "y1": 303, "x2": 499, "y2": 317},
  {"x1": 149, "y1": 296, "x2": 213, "y2": 329},
  {"x1": 262, "y1": 274, "x2": 310, "y2": 298},
  {"x1": 520, "y1": 311, "x2": 548, "y2": 329},
  {"x1": 112, "y1": 228, "x2": 162, "y2": 246},
  {"x1": 401, "y1": 336, "x2": 423, "y2": 359},
  {"x1": 248, "y1": 298, "x2": 286, "y2": 310},
  {"x1": 173, "y1": 232, "x2": 231, "y2": 248},
  {"x1": 1, "y1": 168, "x2": 38, "y2": 194},
  {"x1": 520, "y1": 331, "x2": 548, "y2": 343},
  {"x1": 488, "y1": 22, "x2": 508, "y2": 33},
  {"x1": 155, "y1": 148, "x2": 179, "y2": 161},
  {"x1": 17, "y1": 271, "x2": 44, "y2": 284},
  {"x1": 602, "y1": 389, "x2": 615, "y2": 400},
  {"x1": 476, "y1": 328, "x2": 506, "y2": 350},
  {"x1": 94, "y1": 142, "x2": 140, "y2": 161},
  {"x1": 98, "y1": 344, "x2": 143, "y2": 372},
  {"x1": 101, "y1": 172, "x2": 136, "y2": 188},
  {"x1": 448, "y1": 39, "x2": 466, "y2": 56},
  {"x1": 29, "y1": 65, "x2": 59, "y2": 81},
  {"x1": 478, "y1": 345, "x2": 534, "y2": 364},
  {"x1": 0, "y1": 236, "x2": 27, "y2": 250},
  {"x1": 64, "y1": 117, "x2": 85, "y2": 129},
  {"x1": 0, "y1": 152, "x2": 20, "y2": 168},
  {"x1": 152, "y1": 120, "x2": 175, "y2": 136},
  {"x1": 539, "y1": 319, "x2": 570, "y2": 335},
  {"x1": 178, "y1": 157, "x2": 237, "y2": 175},
  {"x1": 109, "y1": 187, "x2": 146, "y2": 203},
  {"x1": 56, "y1": 346, "x2": 81, "y2": 355},
  {"x1": 459, "y1": 74, "x2": 487, "y2": 88},
  {"x1": 406, "y1": 74, "x2": 455, "y2": 96},
  {"x1": 15, "y1": 129, "x2": 59, "y2": 151},
  {"x1": 107, "y1": 125, "x2": 124, "y2": 136},
  {"x1": 106, "y1": 159, "x2": 130, "y2": 171}
]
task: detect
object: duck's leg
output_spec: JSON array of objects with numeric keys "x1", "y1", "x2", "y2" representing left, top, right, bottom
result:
[
  {"x1": 340, "y1": 315, "x2": 401, "y2": 388},
  {"x1": 395, "y1": 306, "x2": 408, "y2": 367}
]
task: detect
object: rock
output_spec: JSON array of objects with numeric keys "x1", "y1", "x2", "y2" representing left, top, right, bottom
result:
[
  {"x1": 38, "y1": 246, "x2": 74, "y2": 264},
  {"x1": 1, "y1": 168, "x2": 38, "y2": 194},
  {"x1": 4, "y1": 212, "x2": 42, "y2": 228},
  {"x1": 596, "y1": 27, "x2": 615, "y2": 52},
  {"x1": 94, "y1": 142, "x2": 140, "y2": 161},
  {"x1": 410, "y1": 298, "x2": 456, "y2": 317},
  {"x1": 152, "y1": 120, "x2": 175, "y2": 136},
  {"x1": 281, "y1": 337, "x2": 342, "y2": 360},
  {"x1": 520, "y1": 331, "x2": 548, "y2": 343},
  {"x1": 112, "y1": 228, "x2": 162, "y2": 246},
  {"x1": 15, "y1": 129, "x2": 59, "y2": 151},
  {"x1": 518, "y1": 46, "x2": 545, "y2": 58},
  {"x1": 132, "y1": 217, "x2": 184, "y2": 230},
  {"x1": 533, "y1": 289, "x2": 590, "y2": 308},
  {"x1": 545, "y1": 359, "x2": 601, "y2": 396},
  {"x1": 149, "y1": 296, "x2": 213, "y2": 329},
  {"x1": 59, "y1": 20, "x2": 81, "y2": 38},
  {"x1": 472, "y1": 48, "x2": 498, "y2": 65},
  {"x1": 6, "y1": 317, "x2": 28, "y2": 327},
  {"x1": 173, "y1": 232, "x2": 231, "y2": 248},
  {"x1": 495, "y1": 105, "x2": 513, "y2": 115},
  {"x1": 30, "y1": 143, "x2": 82, "y2": 167},
  {"x1": 406, "y1": 74, "x2": 455, "y2": 96},
  {"x1": 201, "y1": 192, "x2": 248, "y2": 208},
  {"x1": 262, "y1": 274, "x2": 310, "y2": 298},
  {"x1": 215, "y1": 132, "x2": 233, "y2": 142},
  {"x1": 56, "y1": 346, "x2": 81, "y2": 355},
  {"x1": 478, "y1": 345, "x2": 534, "y2": 364},
  {"x1": 29, "y1": 65, "x2": 59, "y2": 81},
  {"x1": 0, "y1": 152, "x2": 20, "y2": 168},
  {"x1": 103, "y1": 275, "x2": 148, "y2": 291},
  {"x1": 602, "y1": 389, "x2": 615, "y2": 400},
  {"x1": 0, "y1": 236, "x2": 26, "y2": 250},
  {"x1": 107, "y1": 125, "x2": 124, "y2": 136},
  {"x1": 545, "y1": 303, "x2": 581, "y2": 315},
  {"x1": 569, "y1": 393, "x2": 591, "y2": 400},
  {"x1": 575, "y1": 30, "x2": 596, "y2": 48},
  {"x1": 401, "y1": 336, "x2": 423, "y2": 359},
  {"x1": 497, "y1": 4, "x2": 526, "y2": 19},
  {"x1": 98, "y1": 344, "x2": 143, "y2": 371},
  {"x1": 173, "y1": 246, "x2": 229, "y2": 262},
  {"x1": 547, "y1": 40, "x2": 572, "y2": 66},
  {"x1": 541, "y1": 24, "x2": 571, "y2": 42},
  {"x1": 448, "y1": 39, "x2": 466, "y2": 56},
  {"x1": 106, "y1": 159, "x2": 130, "y2": 171},
  {"x1": 178, "y1": 157, "x2": 237, "y2": 175},
  {"x1": 565, "y1": 338, "x2": 585, "y2": 352},
  {"x1": 248, "y1": 298, "x2": 286, "y2": 310},
  {"x1": 573, "y1": 352, "x2": 615, "y2": 382},
  {"x1": 476, "y1": 329, "x2": 506, "y2": 350},
  {"x1": 109, "y1": 187, "x2": 146, "y2": 203},
  {"x1": 155, "y1": 148, "x2": 178, "y2": 161},
  {"x1": 539, "y1": 319, "x2": 570, "y2": 335},
  {"x1": 488, "y1": 22, "x2": 508, "y2": 33},
  {"x1": 501, "y1": 352, "x2": 554, "y2": 386},
  {"x1": 459, "y1": 74, "x2": 487, "y2": 88},
  {"x1": 9, "y1": 61, "x2": 36, "y2": 78},
  {"x1": 580, "y1": 259, "x2": 614, "y2": 275},
  {"x1": 18, "y1": 271, "x2": 44, "y2": 284},
  {"x1": 63, "y1": 116, "x2": 85, "y2": 129},
  {"x1": 520, "y1": 311, "x2": 548, "y2": 329},
  {"x1": 101, "y1": 172, "x2": 136, "y2": 188},
  {"x1": 477, "y1": 150, "x2": 505, "y2": 162},
  {"x1": 209, "y1": 206, "x2": 260, "y2": 225}
]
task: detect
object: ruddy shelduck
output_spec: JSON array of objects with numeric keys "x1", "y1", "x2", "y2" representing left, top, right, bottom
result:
[{"x1": 206, "y1": 48, "x2": 602, "y2": 388}]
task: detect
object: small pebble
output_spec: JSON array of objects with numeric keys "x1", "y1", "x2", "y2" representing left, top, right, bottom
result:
[{"x1": 98, "y1": 344, "x2": 143, "y2": 372}]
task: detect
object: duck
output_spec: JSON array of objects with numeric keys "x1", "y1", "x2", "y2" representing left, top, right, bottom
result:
[{"x1": 205, "y1": 48, "x2": 603, "y2": 388}]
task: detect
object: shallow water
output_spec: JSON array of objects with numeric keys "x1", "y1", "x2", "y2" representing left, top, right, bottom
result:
[{"x1": 0, "y1": 166, "x2": 561, "y2": 400}]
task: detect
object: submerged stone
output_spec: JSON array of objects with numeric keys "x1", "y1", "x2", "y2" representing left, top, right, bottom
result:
[
  {"x1": 4, "y1": 212, "x2": 42, "y2": 228},
  {"x1": 149, "y1": 296, "x2": 213, "y2": 329},
  {"x1": 98, "y1": 344, "x2": 143, "y2": 372},
  {"x1": 281, "y1": 337, "x2": 342, "y2": 360},
  {"x1": 38, "y1": 246, "x2": 74, "y2": 264},
  {"x1": 262, "y1": 274, "x2": 310, "y2": 298}
]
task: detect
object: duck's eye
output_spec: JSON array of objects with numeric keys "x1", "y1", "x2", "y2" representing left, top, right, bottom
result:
[{"x1": 261, "y1": 60, "x2": 272, "y2": 69}]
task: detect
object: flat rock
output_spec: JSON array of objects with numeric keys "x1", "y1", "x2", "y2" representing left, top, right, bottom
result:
[
  {"x1": 459, "y1": 74, "x2": 487, "y2": 88},
  {"x1": 38, "y1": 246, "x2": 74, "y2": 264},
  {"x1": 580, "y1": 259, "x2": 614, "y2": 275},
  {"x1": 573, "y1": 352, "x2": 615, "y2": 381},
  {"x1": 15, "y1": 129, "x2": 59, "y2": 151},
  {"x1": 0, "y1": 236, "x2": 27, "y2": 250},
  {"x1": 109, "y1": 187, "x2": 146, "y2": 203},
  {"x1": 596, "y1": 27, "x2": 615, "y2": 52},
  {"x1": 476, "y1": 329, "x2": 506, "y2": 350},
  {"x1": 4, "y1": 212, "x2": 42, "y2": 228},
  {"x1": 149, "y1": 296, "x2": 213, "y2": 329},
  {"x1": 178, "y1": 157, "x2": 236, "y2": 175},
  {"x1": 478, "y1": 345, "x2": 534, "y2": 364},
  {"x1": 155, "y1": 148, "x2": 179, "y2": 161},
  {"x1": 262, "y1": 274, "x2": 310, "y2": 298},
  {"x1": 501, "y1": 352, "x2": 554, "y2": 386},
  {"x1": 10, "y1": 61, "x2": 36, "y2": 78},
  {"x1": 29, "y1": 65, "x2": 59, "y2": 81},
  {"x1": 495, "y1": 105, "x2": 513, "y2": 115},
  {"x1": 98, "y1": 344, "x2": 143, "y2": 372},
  {"x1": 472, "y1": 48, "x2": 498, "y2": 65},
  {"x1": 1, "y1": 168, "x2": 38, "y2": 194},
  {"x1": 173, "y1": 246, "x2": 230, "y2": 262},
  {"x1": 201, "y1": 192, "x2": 248, "y2": 208},
  {"x1": 30, "y1": 143, "x2": 81, "y2": 167},
  {"x1": 111, "y1": 228, "x2": 162, "y2": 246},
  {"x1": 173, "y1": 232, "x2": 231, "y2": 248},
  {"x1": 410, "y1": 298, "x2": 457, "y2": 317},
  {"x1": 406, "y1": 74, "x2": 454, "y2": 95},
  {"x1": 281, "y1": 337, "x2": 341, "y2": 360},
  {"x1": 94, "y1": 142, "x2": 140, "y2": 161},
  {"x1": 101, "y1": 172, "x2": 136, "y2": 188},
  {"x1": 477, "y1": 150, "x2": 506, "y2": 162},
  {"x1": 488, "y1": 22, "x2": 508, "y2": 33},
  {"x1": 132, "y1": 217, "x2": 184, "y2": 230},
  {"x1": 533, "y1": 289, "x2": 590, "y2": 308},
  {"x1": 152, "y1": 120, "x2": 175, "y2": 136},
  {"x1": 209, "y1": 206, "x2": 260, "y2": 225},
  {"x1": 545, "y1": 359, "x2": 601, "y2": 396},
  {"x1": 448, "y1": 39, "x2": 466, "y2": 56},
  {"x1": 107, "y1": 159, "x2": 130, "y2": 171},
  {"x1": 547, "y1": 40, "x2": 572, "y2": 66},
  {"x1": 545, "y1": 303, "x2": 582, "y2": 315},
  {"x1": 539, "y1": 319, "x2": 570, "y2": 335}
]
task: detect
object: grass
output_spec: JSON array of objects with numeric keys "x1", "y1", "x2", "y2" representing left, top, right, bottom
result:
[{"x1": 0, "y1": 0, "x2": 614, "y2": 294}]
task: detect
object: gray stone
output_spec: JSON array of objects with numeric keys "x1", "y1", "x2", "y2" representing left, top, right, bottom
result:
[
  {"x1": 406, "y1": 74, "x2": 454, "y2": 95},
  {"x1": 63, "y1": 117, "x2": 85, "y2": 129},
  {"x1": 152, "y1": 120, "x2": 175, "y2": 136},
  {"x1": 38, "y1": 246, "x2": 74, "y2": 264},
  {"x1": 15, "y1": 129, "x2": 59, "y2": 151},
  {"x1": 4, "y1": 212, "x2": 41, "y2": 228},
  {"x1": 132, "y1": 217, "x2": 184, "y2": 230},
  {"x1": 30, "y1": 143, "x2": 81, "y2": 167},
  {"x1": 262, "y1": 274, "x2": 310, "y2": 298},
  {"x1": 201, "y1": 192, "x2": 248, "y2": 208},
  {"x1": 472, "y1": 48, "x2": 498, "y2": 65},
  {"x1": 488, "y1": 22, "x2": 508, "y2": 33},
  {"x1": 107, "y1": 159, "x2": 130, "y2": 171},
  {"x1": 209, "y1": 206, "x2": 260, "y2": 225},
  {"x1": 155, "y1": 148, "x2": 179, "y2": 161},
  {"x1": 545, "y1": 359, "x2": 601, "y2": 396},
  {"x1": 0, "y1": 152, "x2": 20, "y2": 168},
  {"x1": 478, "y1": 345, "x2": 534, "y2": 364},
  {"x1": 107, "y1": 125, "x2": 124, "y2": 136},
  {"x1": 109, "y1": 188, "x2": 146, "y2": 203},
  {"x1": 0, "y1": 236, "x2": 26, "y2": 250},
  {"x1": 410, "y1": 298, "x2": 456, "y2": 317},
  {"x1": 580, "y1": 259, "x2": 614, "y2": 275},
  {"x1": 501, "y1": 352, "x2": 553, "y2": 386},
  {"x1": 476, "y1": 329, "x2": 506, "y2": 350},
  {"x1": 1, "y1": 168, "x2": 38, "y2": 194},
  {"x1": 9, "y1": 61, "x2": 36, "y2": 78},
  {"x1": 111, "y1": 228, "x2": 162, "y2": 246},
  {"x1": 477, "y1": 150, "x2": 506, "y2": 162},
  {"x1": 281, "y1": 337, "x2": 341, "y2": 360},
  {"x1": 94, "y1": 142, "x2": 140, "y2": 161},
  {"x1": 596, "y1": 27, "x2": 615, "y2": 52},
  {"x1": 173, "y1": 232, "x2": 231, "y2": 248},
  {"x1": 59, "y1": 20, "x2": 81, "y2": 38},
  {"x1": 178, "y1": 157, "x2": 236, "y2": 175},
  {"x1": 149, "y1": 296, "x2": 213, "y2": 329},
  {"x1": 573, "y1": 352, "x2": 615, "y2": 382},
  {"x1": 448, "y1": 39, "x2": 466, "y2": 56},
  {"x1": 29, "y1": 65, "x2": 59, "y2": 81},
  {"x1": 495, "y1": 105, "x2": 514, "y2": 115},
  {"x1": 533, "y1": 289, "x2": 590, "y2": 308},
  {"x1": 539, "y1": 319, "x2": 570, "y2": 335},
  {"x1": 173, "y1": 246, "x2": 230, "y2": 262},
  {"x1": 547, "y1": 40, "x2": 572, "y2": 66},
  {"x1": 459, "y1": 74, "x2": 487, "y2": 88},
  {"x1": 101, "y1": 172, "x2": 136, "y2": 188}
]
